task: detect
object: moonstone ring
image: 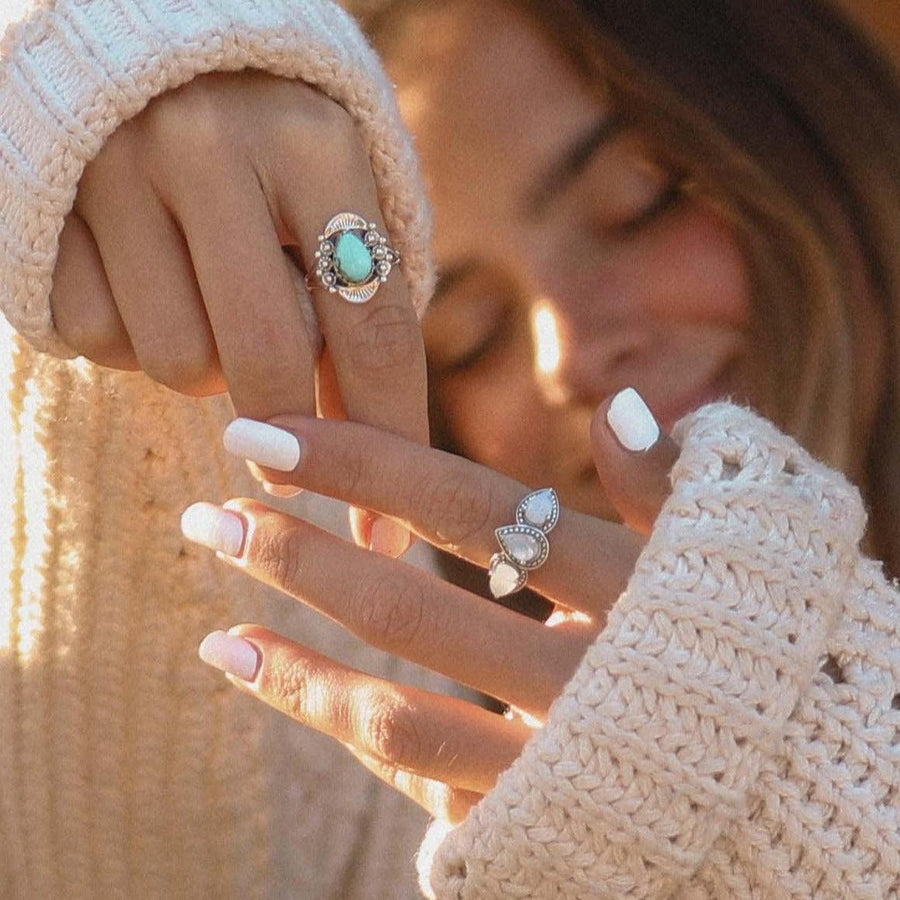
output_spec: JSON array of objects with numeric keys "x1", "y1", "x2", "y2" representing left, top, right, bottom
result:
[
  {"x1": 488, "y1": 488, "x2": 559, "y2": 599},
  {"x1": 314, "y1": 213, "x2": 400, "y2": 303}
]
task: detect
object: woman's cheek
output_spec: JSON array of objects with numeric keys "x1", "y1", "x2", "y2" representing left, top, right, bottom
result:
[
  {"x1": 440, "y1": 365, "x2": 551, "y2": 482},
  {"x1": 637, "y1": 198, "x2": 752, "y2": 326}
]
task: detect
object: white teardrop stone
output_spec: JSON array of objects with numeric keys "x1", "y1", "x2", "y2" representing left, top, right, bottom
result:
[
  {"x1": 522, "y1": 491, "x2": 554, "y2": 528},
  {"x1": 501, "y1": 532, "x2": 541, "y2": 565},
  {"x1": 489, "y1": 560, "x2": 522, "y2": 597}
]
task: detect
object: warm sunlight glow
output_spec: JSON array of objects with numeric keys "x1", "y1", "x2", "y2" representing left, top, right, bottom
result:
[
  {"x1": 395, "y1": 83, "x2": 431, "y2": 133},
  {"x1": 0, "y1": 317, "x2": 52, "y2": 660},
  {"x1": 0, "y1": 321, "x2": 18, "y2": 656},
  {"x1": 532, "y1": 302, "x2": 562, "y2": 377}
]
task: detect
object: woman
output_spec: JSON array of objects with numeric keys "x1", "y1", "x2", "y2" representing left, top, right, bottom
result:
[
  {"x1": 1, "y1": 0, "x2": 897, "y2": 896},
  {"x1": 179, "y1": 2, "x2": 900, "y2": 895}
]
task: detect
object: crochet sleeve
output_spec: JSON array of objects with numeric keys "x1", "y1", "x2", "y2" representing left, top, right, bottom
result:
[
  {"x1": 0, "y1": 0, "x2": 432, "y2": 357},
  {"x1": 421, "y1": 403, "x2": 899, "y2": 898}
]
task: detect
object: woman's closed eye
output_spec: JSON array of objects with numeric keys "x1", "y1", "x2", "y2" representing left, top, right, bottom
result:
[
  {"x1": 423, "y1": 296, "x2": 502, "y2": 372},
  {"x1": 571, "y1": 133, "x2": 686, "y2": 238},
  {"x1": 424, "y1": 274, "x2": 519, "y2": 373},
  {"x1": 608, "y1": 177, "x2": 684, "y2": 236}
]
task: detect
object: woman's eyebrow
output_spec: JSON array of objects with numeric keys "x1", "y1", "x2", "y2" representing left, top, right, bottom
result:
[
  {"x1": 525, "y1": 113, "x2": 624, "y2": 217},
  {"x1": 430, "y1": 116, "x2": 623, "y2": 305}
]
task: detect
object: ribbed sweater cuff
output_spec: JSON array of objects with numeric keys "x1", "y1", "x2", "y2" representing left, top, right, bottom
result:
[
  {"x1": 0, "y1": 0, "x2": 433, "y2": 356},
  {"x1": 422, "y1": 403, "x2": 867, "y2": 899}
]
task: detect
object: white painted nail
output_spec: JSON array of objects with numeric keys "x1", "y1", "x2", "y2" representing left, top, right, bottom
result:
[
  {"x1": 368, "y1": 516, "x2": 411, "y2": 557},
  {"x1": 199, "y1": 630, "x2": 260, "y2": 681},
  {"x1": 223, "y1": 418, "x2": 301, "y2": 472},
  {"x1": 262, "y1": 481, "x2": 303, "y2": 499},
  {"x1": 181, "y1": 502, "x2": 245, "y2": 556},
  {"x1": 607, "y1": 387, "x2": 660, "y2": 451}
]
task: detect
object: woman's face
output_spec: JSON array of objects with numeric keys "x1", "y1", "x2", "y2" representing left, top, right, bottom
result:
[{"x1": 385, "y1": 0, "x2": 758, "y2": 519}]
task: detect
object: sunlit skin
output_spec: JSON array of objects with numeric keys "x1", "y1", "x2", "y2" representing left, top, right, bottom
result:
[{"x1": 383, "y1": 0, "x2": 882, "y2": 520}]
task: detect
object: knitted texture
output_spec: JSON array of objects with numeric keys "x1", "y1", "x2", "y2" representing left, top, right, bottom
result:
[
  {"x1": 0, "y1": 327, "x2": 272, "y2": 898},
  {"x1": 423, "y1": 403, "x2": 900, "y2": 898},
  {"x1": 0, "y1": 0, "x2": 434, "y2": 356}
]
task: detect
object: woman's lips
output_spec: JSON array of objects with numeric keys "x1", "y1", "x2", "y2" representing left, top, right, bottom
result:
[{"x1": 646, "y1": 359, "x2": 739, "y2": 434}]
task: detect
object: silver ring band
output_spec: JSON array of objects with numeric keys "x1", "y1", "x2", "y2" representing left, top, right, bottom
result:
[
  {"x1": 489, "y1": 488, "x2": 559, "y2": 598},
  {"x1": 314, "y1": 212, "x2": 400, "y2": 303}
]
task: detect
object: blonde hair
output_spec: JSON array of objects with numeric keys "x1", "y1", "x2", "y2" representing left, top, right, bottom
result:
[{"x1": 354, "y1": 0, "x2": 900, "y2": 574}]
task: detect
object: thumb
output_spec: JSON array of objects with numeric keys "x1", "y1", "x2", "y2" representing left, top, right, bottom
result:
[{"x1": 591, "y1": 387, "x2": 680, "y2": 534}]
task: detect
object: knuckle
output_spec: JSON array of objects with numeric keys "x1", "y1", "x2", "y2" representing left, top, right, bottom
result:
[
  {"x1": 50, "y1": 215, "x2": 123, "y2": 357},
  {"x1": 141, "y1": 80, "x2": 237, "y2": 177},
  {"x1": 271, "y1": 656, "x2": 314, "y2": 721},
  {"x1": 77, "y1": 136, "x2": 147, "y2": 224},
  {"x1": 294, "y1": 87, "x2": 357, "y2": 140},
  {"x1": 250, "y1": 522, "x2": 308, "y2": 592},
  {"x1": 52, "y1": 293, "x2": 117, "y2": 359},
  {"x1": 417, "y1": 465, "x2": 496, "y2": 550},
  {"x1": 275, "y1": 87, "x2": 363, "y2": 162},
  {"x1": 364, "y1": 699, "x2": 425, "y2": 767},
  {"x1": 79, "y1": 126, "x2": 139, "y2": 199},
  {"x1": 59, "y1": 320, "x2": 121, "y2": 362},
  {"x1": 137, "y1": 342, "x2": 217, "y2": 394},
  {"x1": 353, "y1": 572, "x2": 425, "y2": 653},
  {"x1": 326, "y1": 433, "x2": 369, "y2": 500},
  {"x1": 346, "y1": 305, "x2": 422, "y2": 377},
  {"x1": 310, "y1": 91, "x2": 357, "y2": 140}
]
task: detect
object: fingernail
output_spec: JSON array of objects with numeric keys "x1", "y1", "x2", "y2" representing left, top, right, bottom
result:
[
  {"x1": 181, "y1": 502, "x2": 245, "y2": 556},
  {"x1": 607, "y1": 387, "x2": 659, "y2": 451},
  {"x1": 368, "y1": 516, "x2": 411, "y2": 557},
  {"x1": 224, "y1": 418, "x2": 301, "y2": 472},
  {"x1": 263, "y1": 481, "x2": 303, "y2": 499},
  {"x1": 198, "y1": 630, "x2": 260, "y2": 682}
]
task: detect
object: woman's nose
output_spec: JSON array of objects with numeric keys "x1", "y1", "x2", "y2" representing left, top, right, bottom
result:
[
  {"x1": 518, "y1": 228, "x2": 664, "y2": 406},
  {"x1": 529, "y1": 293, "x2": 651, "y2": 407},
  {"x1": 520, "y1": 235, "x2": 637, "y2": 404}
]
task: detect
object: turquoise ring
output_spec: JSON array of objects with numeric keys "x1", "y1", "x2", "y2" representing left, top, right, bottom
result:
[{"x1": 314, "y1": 213, "x2": 400, "y2": 303}]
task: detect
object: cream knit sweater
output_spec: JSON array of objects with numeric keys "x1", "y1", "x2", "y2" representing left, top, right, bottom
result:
[
  {"x1": 1, "y1": 2, "x2": 898, "y2": 899},
  {"x1": 421, "y1": 403, "x2": 900, "y2": 898}
]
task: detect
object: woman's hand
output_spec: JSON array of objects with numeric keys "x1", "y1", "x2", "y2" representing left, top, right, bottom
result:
[
  {"x1": 50, "y1": 68, "x2": 428, "y2": 461},
  {"x1": 181, "y1": 390, "x2": 678, "y2": 823}
]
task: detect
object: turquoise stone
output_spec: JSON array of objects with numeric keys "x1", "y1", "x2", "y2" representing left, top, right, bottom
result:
[{"x1": 335, "y1": 232, "x2": 374, "y2": 284}]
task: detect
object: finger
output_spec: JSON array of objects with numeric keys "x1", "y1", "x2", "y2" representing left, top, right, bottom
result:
[
  {"x1": 51, "y1": 209, "x2": 140, "y2": 371},
  {"x1": 168, "y1": 158, "x2": 316, "y2": 418},
  {"x1": 315, "y1": 348, "x2": 395, "y2": 556},
  {"x1": 76, "y1": 178, "x2": 225, "y2": 395},
  {"x1": 220, "y1": 417, "x2": 644, "y2": 619},
  {"x1": 181, "y1": 501, "x2": 590, "y2": 715},
  {"x1": 199, "y1": 624, "x2": 530, "y2": 795},
  {"x1": 593, "y1": 387, "x2": 680, "y2": 534},
  {"x1": 276, "y1": 135, "x2": 425, "y2": 557},
  {"x1": 347, "y1": 747, "x2": 482, "y2": 825},
  {"x1": 315, "y1": 344, "x2": 347, "y2": 420},
  {"x1": 274, "y1": 123, "x2": 429, "y2": 446}
]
